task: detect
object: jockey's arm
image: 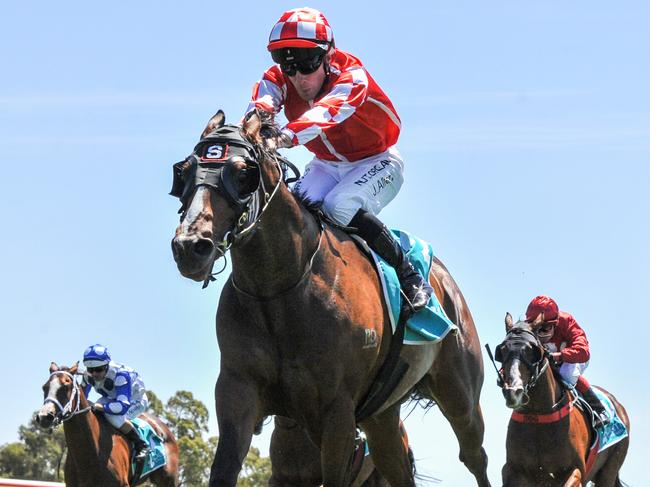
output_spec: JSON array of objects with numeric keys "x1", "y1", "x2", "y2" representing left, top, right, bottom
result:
[
  {"x1": 281, "y1": 66, "x2": 369, "y2": 147},
  {"x1": 104, "y1": 371, "x2": 133, "y2": 415},
  {"x1": 559, "y1": 315, "x2": 590, "y2": 363}
]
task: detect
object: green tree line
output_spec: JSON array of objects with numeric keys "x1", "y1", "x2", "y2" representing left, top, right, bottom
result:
[{"x1": 0, "y1": 390, "x2": 271, "y2": 486}]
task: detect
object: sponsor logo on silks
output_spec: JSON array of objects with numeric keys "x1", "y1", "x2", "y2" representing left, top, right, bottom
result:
[
  {"x1": 354, "y1": 160, "x2": 391, "y2": 186},
  {"x1": 201, "y1": 144, "x2": 229, "y2": 161}
]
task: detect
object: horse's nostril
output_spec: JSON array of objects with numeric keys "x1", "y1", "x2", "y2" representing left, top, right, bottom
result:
[{"x1": 193, "y1": 239, "x2": 214, "y2": 257}]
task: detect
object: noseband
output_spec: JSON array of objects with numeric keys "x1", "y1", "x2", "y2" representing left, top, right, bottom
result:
[
  {"x1": 43, "y1": 371, "x2": 91, "y2": 427},
  {"x1": 492, "y1": 328, "x2": 550, "y2": 399}
]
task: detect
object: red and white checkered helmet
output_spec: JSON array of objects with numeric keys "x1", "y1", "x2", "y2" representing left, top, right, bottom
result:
[{"x1": 267, "y1": 7, "x2": 334, "y2": 51}]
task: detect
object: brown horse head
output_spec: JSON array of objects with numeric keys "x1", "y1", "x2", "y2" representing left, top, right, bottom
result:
[
  {"x1": 36, "y1": 362, "x2": 85, "y2": 429},
  {"x1": 171, "y1": 110, "x2": 280, "y2": 282},
  {"x1": 496, "y1": 313, "x2": 548, "y2": 409}
]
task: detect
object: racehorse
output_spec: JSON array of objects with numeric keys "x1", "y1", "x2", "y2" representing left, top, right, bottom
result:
[
  {"x1": 269, "y1": 416, "x2": 412, "y2": 487},
  {"x1": 36, "y1": 363, "x2": 180, "y2": 487},
  {"x1": 494, "y1": 313, "x2": 630, "y2": 486},
  {"x1": 170, "y1": 110, "x2": 490, "y2": 487}
]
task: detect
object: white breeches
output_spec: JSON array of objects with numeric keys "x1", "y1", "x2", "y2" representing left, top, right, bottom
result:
[{"x1": 292, "y1": 146, "x2": 404, "y2": 225}]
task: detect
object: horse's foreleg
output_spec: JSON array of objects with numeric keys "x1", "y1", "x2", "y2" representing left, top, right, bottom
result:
[
  {"x1": 319, "y1": 401, "x2": 357, "y2": 487},
  {"x1": 208, "y1": 372, "x2": 262, "y2": 487},
  {"x1": 361, "y1": 405, "x2": 415, "y2": 487},
  {"x1": 424, "y1": 339, "x2": 491, "y2": 487}
]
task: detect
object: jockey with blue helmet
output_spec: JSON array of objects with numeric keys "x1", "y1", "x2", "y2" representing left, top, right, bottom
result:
[{"x1": 81, "y1": 344, "x2": 150, "y2": 460}]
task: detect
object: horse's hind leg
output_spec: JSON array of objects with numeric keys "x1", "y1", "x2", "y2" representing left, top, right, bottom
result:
[
  {"x1": 361, "y1": 404, "x2": 415, "y2": 487},
  {"x1": 591, "y1": 439, "x2": 629, "y2": 487}
]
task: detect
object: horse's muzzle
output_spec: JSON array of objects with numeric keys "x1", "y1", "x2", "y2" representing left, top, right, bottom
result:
[
  {"x1": 171, "y1": 235, "x2": 216, "y2": 280},
  {"x1": 35, "y1": 411, "x2": 55, "y2": 429},
  {"x1": 502, "y1": 386, "x2": 529, "y2": 409}
]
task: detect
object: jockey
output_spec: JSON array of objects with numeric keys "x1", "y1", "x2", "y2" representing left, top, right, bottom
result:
[
  {"x1": 80, "y1": 344, "x2": 150, "y2": 460},
  {"x1": 526, "y1": 296, "x2": 610, "y2": 427},
  {"x1": 240, "y1": 7, "x2": 433, "y2": 316}
]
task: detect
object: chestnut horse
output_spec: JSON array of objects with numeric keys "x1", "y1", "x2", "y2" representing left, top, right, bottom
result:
[
  {"x1": 494, "y1": 314, "x2": 629, "y2": 486},
  {"x1": 170, "y1": 110, "x2": 490, "y2": 487},
  {"x1": 269, "y1": 416, "x2": 412, "y2": 487},
  {"x1": 36, "y1": 363, "x2": 179, "y2": 487}
]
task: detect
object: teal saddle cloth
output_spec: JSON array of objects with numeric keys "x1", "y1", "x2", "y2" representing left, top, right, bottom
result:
[
  {"x1": 593, "y1": 388, "x2": 628, "y2": 452},
  {"x1": 131, "y1": 417, "x2": 167, "y2": 477},
  {"x1": 369, "y1": 230, "x2": 457, "y2": 345}
]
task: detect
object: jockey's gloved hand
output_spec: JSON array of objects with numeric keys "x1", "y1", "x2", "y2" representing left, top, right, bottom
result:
[
  {"x1": 550, "y1": 352, "x2": 562, "y2": 364},
  {"x1": 92, "y1": 403, "x2": 104, "y2": 412}
]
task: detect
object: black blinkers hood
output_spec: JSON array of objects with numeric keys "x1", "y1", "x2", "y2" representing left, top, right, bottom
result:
[{"x1": 170, "y1": 125, "x2": 261, "y2": 208}]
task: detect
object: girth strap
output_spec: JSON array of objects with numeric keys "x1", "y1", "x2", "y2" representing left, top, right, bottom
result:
[{"x1": 355, "y1": 308, "x2": 410, "y2": 423}]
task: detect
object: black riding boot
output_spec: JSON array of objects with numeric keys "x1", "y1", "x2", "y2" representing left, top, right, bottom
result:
[
  {"x1": 581, "y1": 386, "x2": 610, "y2": 428},
  {"x1": 350, "y1": 209, "x2": 433, "y2": 316},
  {"x1": 125, "y1": 428, "x2": 150, "y2": 461}
]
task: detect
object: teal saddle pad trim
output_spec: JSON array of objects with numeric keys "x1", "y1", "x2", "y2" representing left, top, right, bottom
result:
[
  {"x1": 132, "y1": 417, "x2": 167, "y2": 477},
  {"x1": 371, "y1": 230, "x2": 457, "y2": 345},
  {"x1": 594, "y1": 388, "x2": 628, "y2": 452}
]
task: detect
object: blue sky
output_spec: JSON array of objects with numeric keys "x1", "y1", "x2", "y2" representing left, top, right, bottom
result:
[{"x1": 1, "y1": 1, "x2": 648, "y2": 485}]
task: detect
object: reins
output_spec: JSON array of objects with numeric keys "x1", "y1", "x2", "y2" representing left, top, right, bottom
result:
[
  {"x1": 43, "y1": 371, "x2": 92, "y2": 427},
  {"x1": 230, "y1": 216, "x2": 324, "y2": 301},
  {"x1": 201, "y1": 152, "x2": 302, "y2": 289}
]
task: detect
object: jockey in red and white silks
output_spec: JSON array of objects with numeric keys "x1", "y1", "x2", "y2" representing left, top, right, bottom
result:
[
  {"x1": 246, "y1": 48, "x2": 404, "y2": 226},
  {"x1": 237, "y1": 7, "x2": 431, "y2": 315}
]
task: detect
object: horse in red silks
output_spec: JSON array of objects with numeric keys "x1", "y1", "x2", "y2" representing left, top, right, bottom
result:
[
  {"x1": 170, "y1": 110, "x2": 490, "y2": 487},
  {"x1": 493, "y1": 314, "x2": 630, "y2": 486},
  {"x1": 36, "y1": 363, "x2": 179, "y2": 487}
]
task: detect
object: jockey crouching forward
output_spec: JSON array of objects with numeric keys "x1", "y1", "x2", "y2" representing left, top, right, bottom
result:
[
  {"x1": 526, "y1": 296, "x2": 610, "y2": 428},
  {"x1": 81, "y1": 344, "x2": 150, "y2": 461},
  {"x1": 229, "y1": 7, "x2": 433, "y2": 316}
]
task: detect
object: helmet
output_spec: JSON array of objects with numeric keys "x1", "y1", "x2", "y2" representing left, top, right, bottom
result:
[
  {"x1": 83, "y1": 344, "x2": 111, "y2": 368},
  {"x1": 525, "y1": 295, "x2": 559, "y2": 322},
  {"x1": 267, "y1": 7, "x2": 334, "y2": 51}
]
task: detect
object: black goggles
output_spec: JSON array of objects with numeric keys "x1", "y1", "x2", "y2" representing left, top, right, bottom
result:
[
  {"x1": 271, "y1": 47, "x2": 326, "y2": 77},
  {"x1": 87, "y1": 365, "x2": 107, "y2": 373}
]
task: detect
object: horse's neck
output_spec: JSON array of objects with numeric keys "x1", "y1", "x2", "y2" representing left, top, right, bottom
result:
[
  {"x1": 523, "y1": 361, "x2": 564, "y2": 413},
  {"x1": 231, "y1": 185, "x2": 321, "y2": 295},
  {"x1": 63, "y1": 390, "x2": 104, "y2": 473}
]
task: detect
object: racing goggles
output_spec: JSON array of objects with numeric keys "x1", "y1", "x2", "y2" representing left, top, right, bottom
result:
[{"x1": 271, "y1": 47, "x2": 326, "y2": 77}]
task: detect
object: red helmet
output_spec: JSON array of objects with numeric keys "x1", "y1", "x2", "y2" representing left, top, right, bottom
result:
[
  {"x1": 267, "y1": 7, "x2": 334, "y2": 51},
  {"x1": 526, "y1": 295, "x2": 559, "y2": 322}
]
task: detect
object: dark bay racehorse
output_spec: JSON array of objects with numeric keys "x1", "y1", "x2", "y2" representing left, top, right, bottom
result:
[
  {"x1": 36, "y1": 363, "x2": 180, "y2": 487},
  {"x1": 171, "y1": 110, "x2": 490, "y2": 487},
  {"x1": 494, "y1": 314, "x2": 630, "y2": 486},
  {"x1": 269, "y1": 416, "x2": 412, "y2": 487}
]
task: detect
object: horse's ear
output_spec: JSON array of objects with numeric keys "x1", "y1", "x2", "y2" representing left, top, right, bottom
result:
[
  {"x1": 242, "y1": 109, "x2": 263, "y2": 143},
  {"x1": 70, "y1": 362, "x2": 79, "y2": 375},
  {"x1": 532, "y1": 313, "x2": 545, "y2": 326},
  {"x1": 201, "y1": 110, "x2": 226, "y2": 139},
  {"x1": 505, "y1": 312, "x2": 514, "y2": 331},
  {"x1": 49, "y1": 362, "x2": 59, "y2": 373}
]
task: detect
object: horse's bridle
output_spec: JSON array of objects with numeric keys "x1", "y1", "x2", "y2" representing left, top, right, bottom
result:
[
  {"x1": 43, "y1": 371, "x2": 92, "y2": 427},
  {"x1": 492, "y1": 328, "x2": 550, "y2": 401},
  {"x1": 170, "y1": 124, "x2": 301, "y2": 287}
]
